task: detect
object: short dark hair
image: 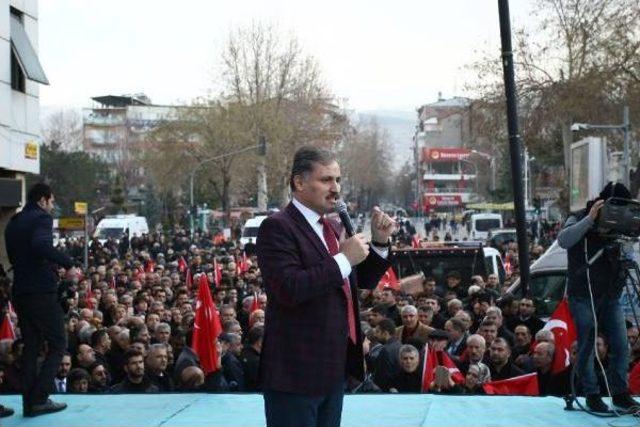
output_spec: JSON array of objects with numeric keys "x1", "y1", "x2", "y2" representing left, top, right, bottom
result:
[
  {"x1": 479, "y1": 319, "x2": 497, "y2": 330},
  {"x1": 376, "y1": 318, "x2": 397, "y2": 336},
  {"x1": 67, "y1": 367, "x2": 90, "y2": 383},
  {"x1": 491, "y1": 337, "x2": 511, "y2": 350},
  {"x1": 289, "y1": 146, "x2": 337, "y2": 192},
  {"x1": 124, "y1": 347, "x2": 144, "y2": 364},
  {"x1": 246, "y1": 325, "x2": 264, "y2": 346},
  {"x1": 87, "y1": 361, "x2": 106, "y2": 375},
  {"x1": 90, "y1": 329, "x2": 109, "y2": 348},
  {"x1": 447, "y1": 317, "x2": 467, "y2": 333},
  {"x1": 371, "y1": 304, "x2": 389, "y2": 316},
  {"x1": 27, "y1": 182, "x2": 53, "y2": 204}
]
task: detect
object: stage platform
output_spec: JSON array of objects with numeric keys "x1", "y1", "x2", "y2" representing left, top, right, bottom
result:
[{"x1": 0, "y1": 393, "x2": 637, "y2": 427}]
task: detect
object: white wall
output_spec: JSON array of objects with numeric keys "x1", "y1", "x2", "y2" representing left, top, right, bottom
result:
[{"x1": 0, "y1": 0, "x2": 41, "y2": 175}]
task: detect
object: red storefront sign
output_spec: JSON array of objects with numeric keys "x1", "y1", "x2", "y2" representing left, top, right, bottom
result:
[
  {"x1": 422, "y1": 148, "x2": 471, "y2": 162},
  {"x1": 423, "y1": 194, "x2": 463, "y2": 208}
]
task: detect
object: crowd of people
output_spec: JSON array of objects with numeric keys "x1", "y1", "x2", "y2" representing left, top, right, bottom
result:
[{"x1": 0, "y1": 212, "x2": 636, "y2": 402}]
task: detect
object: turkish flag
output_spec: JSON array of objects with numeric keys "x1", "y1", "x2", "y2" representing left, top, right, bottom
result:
[
  {"x1": 241, "y1": 252, "x2": 250, "y2": 273},
  {"x1": 185, "y1": 268, "x2": 193, "y2": 290},
  {"x1": 178, "y1": 256, "x2": 188, "y2": 273},
  {"x1": 504, "y1": 253, "x2": 513, "y2": 276},
  {"x1": 412, "y1": 234, "x2": 421, "y2": 248},
  {"x1": 213, "y1": 259, "x2": 223, "y2": 288},
  {"x1": 145, "y1": 260, "x2": 155, "y2": 273},
  {"x1": 234, "y1": 255, "x2": 243, "y2": 276},
  {"x1": 0, "y1": 312, "x2": 16, "y2": 340},
  {"x1": 421, "y1": 344, "x2": 464, "y2": 392},
  {"x1": 85, "y1": 282, "x2": 95, "y2": 310},
  {"x1": 542, "y1": 297, "x2": 577, "y2": 374},
  {"x1": 376, "y1": 267, "x2": 401, "y2": 291},
  {"x1": 192, "y1": 274, "x2": 222, "y2": 374},
  {"x1": 250, "y1": 292, "x2": 260, "y2": 314},
  {"x1": 483, "y1": 373, "x2": 539, "y2": 396}
]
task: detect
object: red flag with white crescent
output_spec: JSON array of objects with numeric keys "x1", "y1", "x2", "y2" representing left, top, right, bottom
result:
[
  {"x1": 542, "y1": 297, "x2": 577, "y2": 374},
  {"x1": 192, "y1": 274, "x2": 222, "y2": 374},
  {"x1": 483, "y1": 373, "x2": 539, "y2": 396},
  {"x1": 0, "y1": 311, "x2": 16, "y2": 340},
  {"x1": 376, "y1": 267, "x2": 401, "y2": 291}
]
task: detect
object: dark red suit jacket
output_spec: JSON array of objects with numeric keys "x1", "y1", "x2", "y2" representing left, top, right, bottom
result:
[{"x1": 257, "y1": 202, "x2": 391, "y2": 396}]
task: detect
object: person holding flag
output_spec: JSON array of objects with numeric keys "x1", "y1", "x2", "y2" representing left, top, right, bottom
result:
[{"x1": 257, "y1": 146, "x2": 395, "y2": 427}]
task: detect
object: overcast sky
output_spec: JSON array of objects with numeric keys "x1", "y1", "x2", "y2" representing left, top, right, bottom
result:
[{"x1": 38, "y1": 0, "x2": 533, "y2": 112}]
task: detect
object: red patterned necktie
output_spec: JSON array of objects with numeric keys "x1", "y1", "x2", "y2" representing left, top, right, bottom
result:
[{"x1": 320, "y1": 217, "x2": 357, "y2": 344}]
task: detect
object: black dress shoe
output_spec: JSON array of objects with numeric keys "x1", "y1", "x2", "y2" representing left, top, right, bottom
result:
[
  {"x1": 612, "y1": 392, "x2": 640, "y2": 410},
  {"x1": 24, "y1": 399, "x2": 67, "y2": 417},
  {"x1": 586, "y1": 394, "x2": 610, "y2": 413},
  {"x1": 0, "y1": 405, "x2": 14, "y2": 417}
]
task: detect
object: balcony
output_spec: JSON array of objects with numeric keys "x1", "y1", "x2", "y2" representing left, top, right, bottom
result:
[{"x1": 422, "y1": 173, "x2": 476, "y2": 181}]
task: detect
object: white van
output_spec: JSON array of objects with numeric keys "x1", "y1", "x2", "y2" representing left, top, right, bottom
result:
[
  {"x1": 94, "y1": 215, "x2": 149, "y2": 244},
  {"x1": 469, "y1": 213, "x2": 503, "y2": 240},
  {"x1": 240, "y1": 215, "x2": 268, "y2": 246}
]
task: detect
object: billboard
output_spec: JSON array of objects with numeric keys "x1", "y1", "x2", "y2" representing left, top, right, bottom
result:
[
  {"x1": 422, "y1": 148, "x2": 470, "y2": 162},
  {"x1": 423, "y1": 194, "x2": 463, "y2": 208},
  {"x1": 570, "y1": 137, "x2": 607, "y2": 213}
]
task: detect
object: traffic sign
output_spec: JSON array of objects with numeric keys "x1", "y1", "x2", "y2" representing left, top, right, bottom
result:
[
  {"x1": 58, "y1": 217, "x2": 85, "y2": 230},
  {"x1": 74, "y1": 202, "x2": 88, "y2": 215}
]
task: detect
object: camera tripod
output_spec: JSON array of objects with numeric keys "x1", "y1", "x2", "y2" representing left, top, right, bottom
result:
[{"x1": 565, "y1": 237, "x2": 640, "y2": 417}]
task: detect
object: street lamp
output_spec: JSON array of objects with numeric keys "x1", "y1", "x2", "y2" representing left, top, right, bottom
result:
[
  {"x1": 189, "y1": 143, "x2": 263, "y2": 238},
  {"x1": 523, "y1": 148, "x2": 535, "y2": 208},
  {"x1": 571, "y1": 106, "x2": 631, "y2": 187}
]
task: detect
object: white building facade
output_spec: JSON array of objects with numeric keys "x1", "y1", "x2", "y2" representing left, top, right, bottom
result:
[{"x1": 0, "y1": 0, "x2": 47, "y2": 266}]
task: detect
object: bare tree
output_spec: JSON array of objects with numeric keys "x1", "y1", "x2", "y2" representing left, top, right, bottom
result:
[
  {"x1": 466, "y1": 0, "x2": 640, "y2": 206},
  {"x1": 41, "y1": 109, "x2": 82, "y2": 151},
  {"x1": 219, "y1": 23, "x2": 338, "y2": 207},
  {"x1": 339, "y1": 118, "x2": 394, "y2": 210}
]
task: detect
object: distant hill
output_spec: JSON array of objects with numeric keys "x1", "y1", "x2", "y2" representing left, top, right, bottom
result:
[{"x1": 356, "y1": 110, "x2": 417, "y2": 171}]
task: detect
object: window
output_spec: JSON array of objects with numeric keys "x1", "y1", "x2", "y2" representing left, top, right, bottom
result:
[
  {"x1": 9, "y1": 11, "x2": 49, "y2": 86},
  {"x1": 10, "y1": 49, "x2": 25, "y2": 92}
]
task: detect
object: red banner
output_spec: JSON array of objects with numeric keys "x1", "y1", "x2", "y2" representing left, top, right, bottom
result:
[
  {"x1": 422, "y1": 148, "x2": 470, "y2": 162},
  {"x1": 423, "y1": 195, "x2": 463, "y2": 208}
]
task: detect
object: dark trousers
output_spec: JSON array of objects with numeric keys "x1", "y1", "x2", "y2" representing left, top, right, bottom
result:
[
  {"x1": 13, "y1": 292, "x2": 67, "y2": 408},
  {"x1": 263, "y1": 383, "x2": 344, "y2": 427}
]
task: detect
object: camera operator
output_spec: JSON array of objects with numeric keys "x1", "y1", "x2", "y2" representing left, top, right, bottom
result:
[{"x1": 558, "y1": 182, "x2": 639, "y2": 412}]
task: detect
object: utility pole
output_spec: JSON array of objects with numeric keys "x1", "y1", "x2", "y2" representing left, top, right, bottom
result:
[{"x1": 256, "y1": 136, "x2": 268, "y2": 211}]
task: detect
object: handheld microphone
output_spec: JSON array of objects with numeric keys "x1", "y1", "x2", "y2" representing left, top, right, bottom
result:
[{"x1": 335, "y1": 200, "x2": 355, "y2": 237}]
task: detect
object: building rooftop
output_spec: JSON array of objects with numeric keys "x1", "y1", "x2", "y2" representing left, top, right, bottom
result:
[{"x1": 91, "y1": 93, "x2": 152, "y2": 107}]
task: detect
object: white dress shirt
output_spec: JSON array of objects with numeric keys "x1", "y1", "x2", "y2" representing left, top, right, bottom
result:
[
  {"x1": 55, "y1": 377, "x2": 66, "y2": 393},
  {"x1": 291, "y1": 197, "x2": 388, "y2": 280}
]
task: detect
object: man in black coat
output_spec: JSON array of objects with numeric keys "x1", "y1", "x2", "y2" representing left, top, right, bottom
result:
[
  {"x1": 372, "y1": 319, "x2": 403, "y2": 391},
  {"x1": 5, "y1": 183, "x2": 74, "y2": 417},
  {"x1": 487, "y1": 338, "x2": 524, "y2": 381},
  {"x1": 240, "y1": 326, "x2": 263, "y2": 391}
]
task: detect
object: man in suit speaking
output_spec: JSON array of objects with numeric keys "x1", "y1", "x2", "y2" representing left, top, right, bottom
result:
[{"x1": 257, "y1": 146, "x2": 395, "y2": 427}]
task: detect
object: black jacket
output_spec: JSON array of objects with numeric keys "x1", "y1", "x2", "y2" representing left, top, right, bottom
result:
[
  {"x1": 489, "y1": 359, "x2": 525, "y2": 381},
  {"x1": 240, "y1": 346, "x2": 261, "y2": 391},
  {"x1": 372, "y1": 338, "x2": 402, "y2": 391},
  {"x1": 5, "y1": 202, "x2": 73, "y2": 295},
  {"x1": 221, "y1": 352, "x2": 245, "y2": 391}
]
